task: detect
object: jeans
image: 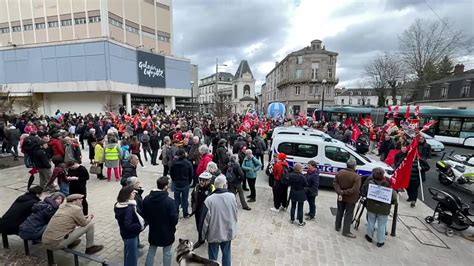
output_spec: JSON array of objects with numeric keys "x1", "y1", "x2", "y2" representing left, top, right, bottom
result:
[
  {"x1": 151, "y1": 149, "x2": 159, "y2": 165},
  {"x1": 124, "y1": 237, "x2": 139, "y2": 266},
  {"x1": 208, "y1": 241, "x2": 231, "y2": 266},
  {"x1": 307, "y1": 194, "x2": 316, "y2": 218},
  {"x1": 173, "y1": 183, "x2": 190, "y2": 216},
  {"x1": 366, "y1": 211, "x2": 389, "y2": 244},
  {"x1": 247, "y1": 178, "x2": 256, "y2": 199},
  {"x1": 143, "y1": 146, "x2": 152, "y2": 161},
  {"x1": 290, "y1": 200, "x2": 304, "y2": 223},
  {"x1": 335, "y1": 201, "x2": 355, "y2": 235},
  {"x1": 145, "y1": 245, "x2": 172, "y2": 266},
  {"x1": 59, "y1": 182, "x2": 70, "y2": 196}
]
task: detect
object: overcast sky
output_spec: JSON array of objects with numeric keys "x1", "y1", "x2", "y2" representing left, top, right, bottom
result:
[{"x1": 173, "y1": 0, "x2": 474, "y2": 92}]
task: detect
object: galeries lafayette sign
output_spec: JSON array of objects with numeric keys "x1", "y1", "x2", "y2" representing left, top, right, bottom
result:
[{"x1": 137, "y1": 51, "x2": 166, "y2": 88}]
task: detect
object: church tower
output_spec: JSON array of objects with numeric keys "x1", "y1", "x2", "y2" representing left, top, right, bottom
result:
[{"x1": 232, "y1": 60, "x2": 256, "y2": 113}]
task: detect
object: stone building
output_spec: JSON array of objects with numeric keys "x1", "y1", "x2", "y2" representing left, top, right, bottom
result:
[{"x1": 262, "y1": 39, "x2": 338, "y2": 116}]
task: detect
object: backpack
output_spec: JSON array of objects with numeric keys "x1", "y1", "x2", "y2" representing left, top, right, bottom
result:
[
  {"x1": 281, "y1": 165, "x2": 290, "y2": 185},
  {"x1": 225, "y1": 163, "x2": 236, "y2": 183},
  {"x1": 121, "y1": 149, "x2": 131, "y2": 161}
]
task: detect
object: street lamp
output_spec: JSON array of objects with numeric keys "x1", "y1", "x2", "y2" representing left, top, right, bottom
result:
[
  {"x1": 190, "y1": 81, "x2": 194, "y2": 117},
  {"x1": 215, "y1": 58, "x2": 227, "y2": 110},
  {"x1": 320, "y1": 79, "x2": 327, "y2": 122}
]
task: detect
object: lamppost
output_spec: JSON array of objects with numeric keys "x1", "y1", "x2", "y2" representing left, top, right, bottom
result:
[
  {"x1": 214, "y1": 58, "x2": 227, "y2": 111},
  {"x1": 320, "y1": 79, "x2": 327, "y2": 122},
  {"x1": 190, "y1": 80, "x2": 194, "y2": 117}
]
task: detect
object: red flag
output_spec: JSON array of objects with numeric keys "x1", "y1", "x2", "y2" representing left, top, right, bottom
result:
[
  {"x1": 415, "y1": 105, "x2": 420, "y2": 117},
  {"x1": 393, "y1": 105, "x2": 400, "y2": 117},
  {"x1": 422, "y1": 120, "x2": 437, "y2": 132},
  {"x1": 360, "y1": 117, "x2": 373, "y2": 129},
  {"x1": 405, "y1": 105, "x2": 411, "y2": 120},
  {"x1": 352, "y1": 123, "x2": 361, "y2": 142},
  {"x1": 391, "y1": 137, "x2": 419, "y2": 190},
  {"x1": 344, "y1": 118, "x2": 353, "y2": 127},
  {"x1": 387, "y1": 106, "x2": 393, "y2": 117}
]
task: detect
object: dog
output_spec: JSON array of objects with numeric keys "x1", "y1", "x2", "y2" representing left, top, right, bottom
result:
[{"x1": 176, "y1": 239, "x2": 220, "y2": 265}]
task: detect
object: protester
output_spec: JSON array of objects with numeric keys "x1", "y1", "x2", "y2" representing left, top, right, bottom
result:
[
  {"x1": 226, "y1": 154, "x2": 251, "y2": 211},
  {"x1": 271, "y1": 153, "x2": 289, "y2": 212},
  {"x1": 67, "y1": 161, "x2": 89, "y2": 215},
  {"x1": 418, "y1": 136, "x2": 432, "y2": 160},
  {"x1": 93, "y1": 137, "x2": 105, "y2": 180},
  {"x1": 188, "y1": 136, "x2": 201, "y2": 187},
  {"x1": 333, "y1": 158, "x2": 361, "y2": 238},
  {"x1": 121, "y1": 154, "x2": 139, "y2": 185},
  {"x1": 361, "y1": 167, "x2": 397, "y2": 248},
  {"x1": 288, "y1": 163, "x2": 308, "y2": 227},
  {"x1": 42, "y1": 194, "x2": 103, "y2": 254},
  {"x1": 305, "y1": 160, "x2": 320, "y2": 221},
  {"x1": 190, "y1": 172, "x2": 215, "y2": 249},
  {"x1": 161, "y1": 136, "x2": 171, "y2": 176},
  {"x1": 140, "y1": 130, "x2": 152, "y2": 162},
  {"x1": 104, "y1": 137, "x2": 122, "y2": 182},
  {"x1": 149, "y1": 130, "x2": 160, "y2": 166},
  {"x1": 87, "y1": 128, "x2": 98, "y2": 164},
  {"x1": 196, "y1": 145, "x2": 213, "y2": 177},
  {"x1": 19, "y1": 192, "x2": 65, "y2": 242},
  {"x1": 131, "y1": 136, "x2": 144, "y2": 167},
  {"x1": 5, "y1": 124, "x2": 21, "y2": 160},
  {"x1": 0, "y1": 186, "x2": 43, "y2": 235},
  {"x1": 169, "y1": 149, "x2": 194, "y2": 218},
  {"x1": 407, "y1": 158, "x2": 429, "y2": 207},
  {"x1": 215, "y1": 139, "x2": 229, "y2": 171},
  {"x1": 142, "y1": 176, "x2": 178, "y2": 266},
  {"x1": 64, "y1": 136, "x2": 82, "y2": 164},
  {"x1": 252, "y1": 133, "x2": 267, "y2": 170},
  {"x1": 32, "y1": 140, "x2": 54, "y2": 191},
  {"x1": 201, "y1": 175, "x2": 238, "y2": 266},
  {"x1": 114, "y1": 186, "x2": 145, "y2": 266},
  {"x1": 241, "y1": 149, "x2": 262, "y2": 202}
]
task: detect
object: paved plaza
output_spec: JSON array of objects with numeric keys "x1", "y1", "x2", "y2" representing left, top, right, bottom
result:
[{"x1": 1, "y1": 150, "x2": 473, "y2": 265}]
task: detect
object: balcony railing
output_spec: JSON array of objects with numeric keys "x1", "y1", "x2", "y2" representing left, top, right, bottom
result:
[{"x1": 276, "y1": 76, "x2": 338, "y2": 88}]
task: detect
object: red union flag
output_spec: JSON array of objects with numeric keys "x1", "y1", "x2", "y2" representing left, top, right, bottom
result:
[
  {"x1": 393, "y1": 105, "x2": 400, "y2": 117},
  {"x1": 352, "y1": 123, "x2": 362, "y2": 142},
  {"x1": 391, "y1": 137, "x2": 419, "y2": 190},
  {"x1": 415, "y1": 105, "x2": 421, "y2": 117},
  {"x1": 405, "y1": 105, "x2": 411, "y2": 120}
]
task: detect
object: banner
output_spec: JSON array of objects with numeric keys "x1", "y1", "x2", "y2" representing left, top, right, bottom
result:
[
  {"x1": 391, "y1": 137, "x2": 419, "y2": 190},
  {"x1": 407, "y1": 118, "x2": 420, "y2": 130},
  {"x1": 137, "y1": 51, "x2": 166, "y2": 88}
]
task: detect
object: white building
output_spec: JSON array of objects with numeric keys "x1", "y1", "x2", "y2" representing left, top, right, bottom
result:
[
  {"x1": 334, "y1": 88, "x2": 404, "y2": 107},
  {"x1": 231, "y1": 60, "x2": 256, "y2": 114}
]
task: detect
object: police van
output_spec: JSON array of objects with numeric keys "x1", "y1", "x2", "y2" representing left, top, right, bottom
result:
[{"x1": 269, "y1": 133, "x2": 393, "y2": 187}]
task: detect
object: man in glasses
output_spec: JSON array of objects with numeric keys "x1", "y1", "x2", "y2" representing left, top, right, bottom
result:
[{"x1": 190, "y1": 172, "x2": 215, "y2": 249}]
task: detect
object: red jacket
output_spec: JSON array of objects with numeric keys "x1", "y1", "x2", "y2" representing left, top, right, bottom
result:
[
  {"x1": 273, "y1": 161, "x2": 289, "y2": 181},
  {"x1": 49, "y1": 138, "x2": 65, "y2": 158},
  {"x1": 197, "y1": 153, "x2": 214, "y2": 177}
]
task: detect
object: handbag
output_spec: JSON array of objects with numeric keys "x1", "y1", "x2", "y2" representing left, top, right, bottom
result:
[{"x1": 89, "y1": 164, "x2": 101, "y2": 174}]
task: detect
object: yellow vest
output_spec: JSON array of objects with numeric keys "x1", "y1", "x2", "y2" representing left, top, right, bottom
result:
[{"x1": 105, "y1": 145, "x2": 120, "y2": 161}]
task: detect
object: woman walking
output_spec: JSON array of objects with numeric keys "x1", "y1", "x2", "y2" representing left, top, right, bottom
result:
[
  {"x1": 114, "y1": 186, "x2": 145, "y2": 266},
  {"x1": 289, "y1": 163, "x2": 308, "y2": 227},
  {"x1": 241, "y1": 149, "x2": 262, "y2": 202},
  {"x1": 161, "y1": 136, "x2": 171, "y2": 176},
  {"x1": 130, "y1": 136, "x2": 144, "y2": 167},
  {"x1": 104, "y1": 137, "x2": 122, "y2": 182}
]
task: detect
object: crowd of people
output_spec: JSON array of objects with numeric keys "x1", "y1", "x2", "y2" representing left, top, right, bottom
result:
[{"x1": 0, "y1": 107, "x2": 432, "y2": 265}]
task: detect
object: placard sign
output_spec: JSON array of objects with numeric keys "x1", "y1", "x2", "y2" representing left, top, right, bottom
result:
[
  {"x1": 137, "y1": 50, "x2": 166, "y2": 88},
  {"x1": 367, "y1": 183, "x2": 392, "y2": 204}
]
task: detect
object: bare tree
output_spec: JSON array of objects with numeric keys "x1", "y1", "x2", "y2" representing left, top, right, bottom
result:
[
  {"x1": 364, "y1": 52, "x2": 403, "y2": 105},
  {"x1": 212, "y1": 94, "x2": 232, "y2": 122},
  {"x1": 399, "y1": 18, "x2": 467, "y2": 83},
  {"x1": 0, "y1": 91, "x2": 14, "y2": 113},
  {"x1": 102, "y1": 95, "x2": 118, "y2": 113}
]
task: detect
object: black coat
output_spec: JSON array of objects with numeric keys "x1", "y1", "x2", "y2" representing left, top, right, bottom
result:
[
  {"x1": 289, "y1": 172, "x2": 308, "y2": 202},
  {"x1": 411, "y1": 159, "x2": 430, "y2": 182},
  {"x1": 170, "y1": 158, "x2": 194, "y2": 187},
  {"x1": 379, "y1": 139, "x2": 395, "y2": 156},
  {"x1": 32, "y1": 148, "x2": 51, "y2": 169},
  {"x1": 142, "y1": 190, "x2": 178, "y2": 247},
  {"x1": 228, "y1": 161, "x2": 245, "y2": 185},
  {"x1": 215, "y1": 146, "x2": 229, "y2": 171},
  {"x1": 18, "y1": 196, "x2": 59, "y2": 240},
  {"x1": 0, "y1": 192, "x2": 40, "y2": 235},
  {"x1": 419, "y1": 142, "x2": 431, "y2": 160},
  {"x1": 150, "y1": 135, "x2": 160, "y2": 150},
  {"x1": 122, "y1": 161, "x2": 138, "y2": 181},
  {"x1": 68, "y1": 165, "x2": 89, "y2": 195},
  {"x1": 305, "y1": 170, "x2": 320, "y2": 196},
  {"x1": 114, "y1": 203, "x2": 143, "y2": 240}
]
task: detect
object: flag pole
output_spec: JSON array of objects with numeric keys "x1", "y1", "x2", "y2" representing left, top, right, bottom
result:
[{"x1": 417, "y1": 156, "x2": 425, "y2": 201}]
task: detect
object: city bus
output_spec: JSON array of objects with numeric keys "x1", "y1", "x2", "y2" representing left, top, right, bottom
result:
[{"x1": 320, "y1": 106, "x2": 474, "y2": 147}]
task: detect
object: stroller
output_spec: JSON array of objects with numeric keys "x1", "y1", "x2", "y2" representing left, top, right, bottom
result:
[{"x1": 425, "y1": 188, "x2": 473, "y2": 236}]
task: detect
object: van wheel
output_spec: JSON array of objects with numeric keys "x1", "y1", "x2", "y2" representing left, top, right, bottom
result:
[{"x1": 438, "y1": 174, "x2": 453, "y2": 186}]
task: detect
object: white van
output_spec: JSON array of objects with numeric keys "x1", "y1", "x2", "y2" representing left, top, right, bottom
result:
[{"x1": 269, "y1": 134, "x2": 393, "y2": 186}]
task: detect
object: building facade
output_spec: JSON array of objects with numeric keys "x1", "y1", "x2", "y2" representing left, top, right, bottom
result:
[
  {"x1": 0, "y1": 0, "x2": 195, "y2": 115},
  {"x1": 231, "y1": 60, "x2": 255, "y2": 114},
  {"x1": 414, "y1": 64, "x2": 474, "y2": 108},
  {"x1": 198, "y1": 72, "x2": 233, "y2": 114},
  {"x1": 334, "y1": 88, "x2": 412, "y2": 107},
  {"x1": 263, "y1": 39, "x2": 338, "y2": 116},
  {"x1": 0, "y1": 0, "x2": 172, "y2": 55}
]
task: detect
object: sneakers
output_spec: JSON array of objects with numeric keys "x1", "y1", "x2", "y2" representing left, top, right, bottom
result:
[
  {"x1": 243, "y1": 206, "x2": 252, "y2": 211},
  {"x1": 246, "y1": 195, "x2": 252, "y2": 199},
  {"x1": 305, "y1": 216, "x2": 315, "y2": 221},
  {"x1": 410, "y1": 201, "x2": 416, "y2": 208},
  {"x1": 85, "y1": 245, "x2": 104, "y2": 255},
  {"x1": 342, "y1": 233, "x2": 357, "y2": 238},
  {"x1": 365, "y1": 234, "x2": 373, "y2": 243},
  {"x1": 270, "y1": 207, "x2": 280, "y2": 213},
  {"x1": 67, "y1": 239, "x2": 81, "y2": 249},
  {"x1": 290, "y1": 220, "x2": 295, "y2": 224},
  {"x1": 376, "y1": 242, "x2": 385, "y2": 248},
  {"x1": 297, "y1": 222, "x2": 306, "y2": 227}
]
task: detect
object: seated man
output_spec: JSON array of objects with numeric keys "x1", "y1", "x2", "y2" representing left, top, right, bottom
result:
[
  {"x1": 41, "y1": 194, "x2": 103, "y2": 255},
  {"x1": 0, "y1": 186, "x2": 43, "y2": 235}
]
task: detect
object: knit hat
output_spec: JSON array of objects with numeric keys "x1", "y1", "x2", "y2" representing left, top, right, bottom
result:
[
  {"x1": 278, "y1": 153, "x2": 287, "y2": 161},
  {"x1": 214, "y1": 174, "x2": 227, "y2": 189}
]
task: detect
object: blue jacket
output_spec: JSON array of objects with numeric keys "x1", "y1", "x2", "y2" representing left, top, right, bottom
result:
[
  {"x1": 241, "y1": 156, "x2": 262, "y2": 179},
  {"x1": 114, "y1": 201, "x2": 143, "y2": 240},
  {"x1": 18, "y1": 196, "x2": 60, "y2": 240},
  {"x1": 289, "y1": 172, "x2": 308, "y2": 202},
  {"x1": 142, "y1": 190, "x2": 178, "y2": 247},
  {"x1": 170, "y1": 158, "x2": 194, "y2": 187},
  {"x1": 305, "y1": 170, "x2": 320, "y2": 196}
]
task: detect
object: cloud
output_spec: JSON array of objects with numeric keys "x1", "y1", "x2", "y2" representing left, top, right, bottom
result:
[{"x1": 173, "y1": 0, "x2": 474, "y2": 92}]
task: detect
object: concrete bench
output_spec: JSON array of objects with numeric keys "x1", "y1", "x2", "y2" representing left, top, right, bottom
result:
[
  {"x1": 46, "y1": 248, "x2": 117, "y2": 266},
  {"x1": 2, "y1": 233, "x2": 32, "y2": 255}
]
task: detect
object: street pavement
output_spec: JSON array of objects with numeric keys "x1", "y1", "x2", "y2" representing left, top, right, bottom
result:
[{"x1": 0, "y1": 148, "x2": 473, "y2": 265}]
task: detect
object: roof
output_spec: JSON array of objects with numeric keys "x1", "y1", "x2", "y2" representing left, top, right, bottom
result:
[
  {"x1": 239, "y1": 96, "x2": 255, "y2": 102},
  {"x1": 428, "y1": 69, "x2": 474, "y2": 85},
  {"x1": 338, "y1": 88, "x2": 375, "y2": 96},
  {"x1": 199, "y1": 72, "x2": 234, "y2": 82},
  {"x1": 234, "y1": 60, "x2": 254, "y2": 80},
  {"x1": 290, "y1": 46, "x2": 338, "y2": 57}
]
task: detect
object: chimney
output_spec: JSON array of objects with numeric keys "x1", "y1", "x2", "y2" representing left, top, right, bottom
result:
[
  {"x1": 454, "y1": 64, "x2": 465, "y2": 75},
  {"x1": 275, "y1": 61, "x2": 279, "y2": 67}
]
